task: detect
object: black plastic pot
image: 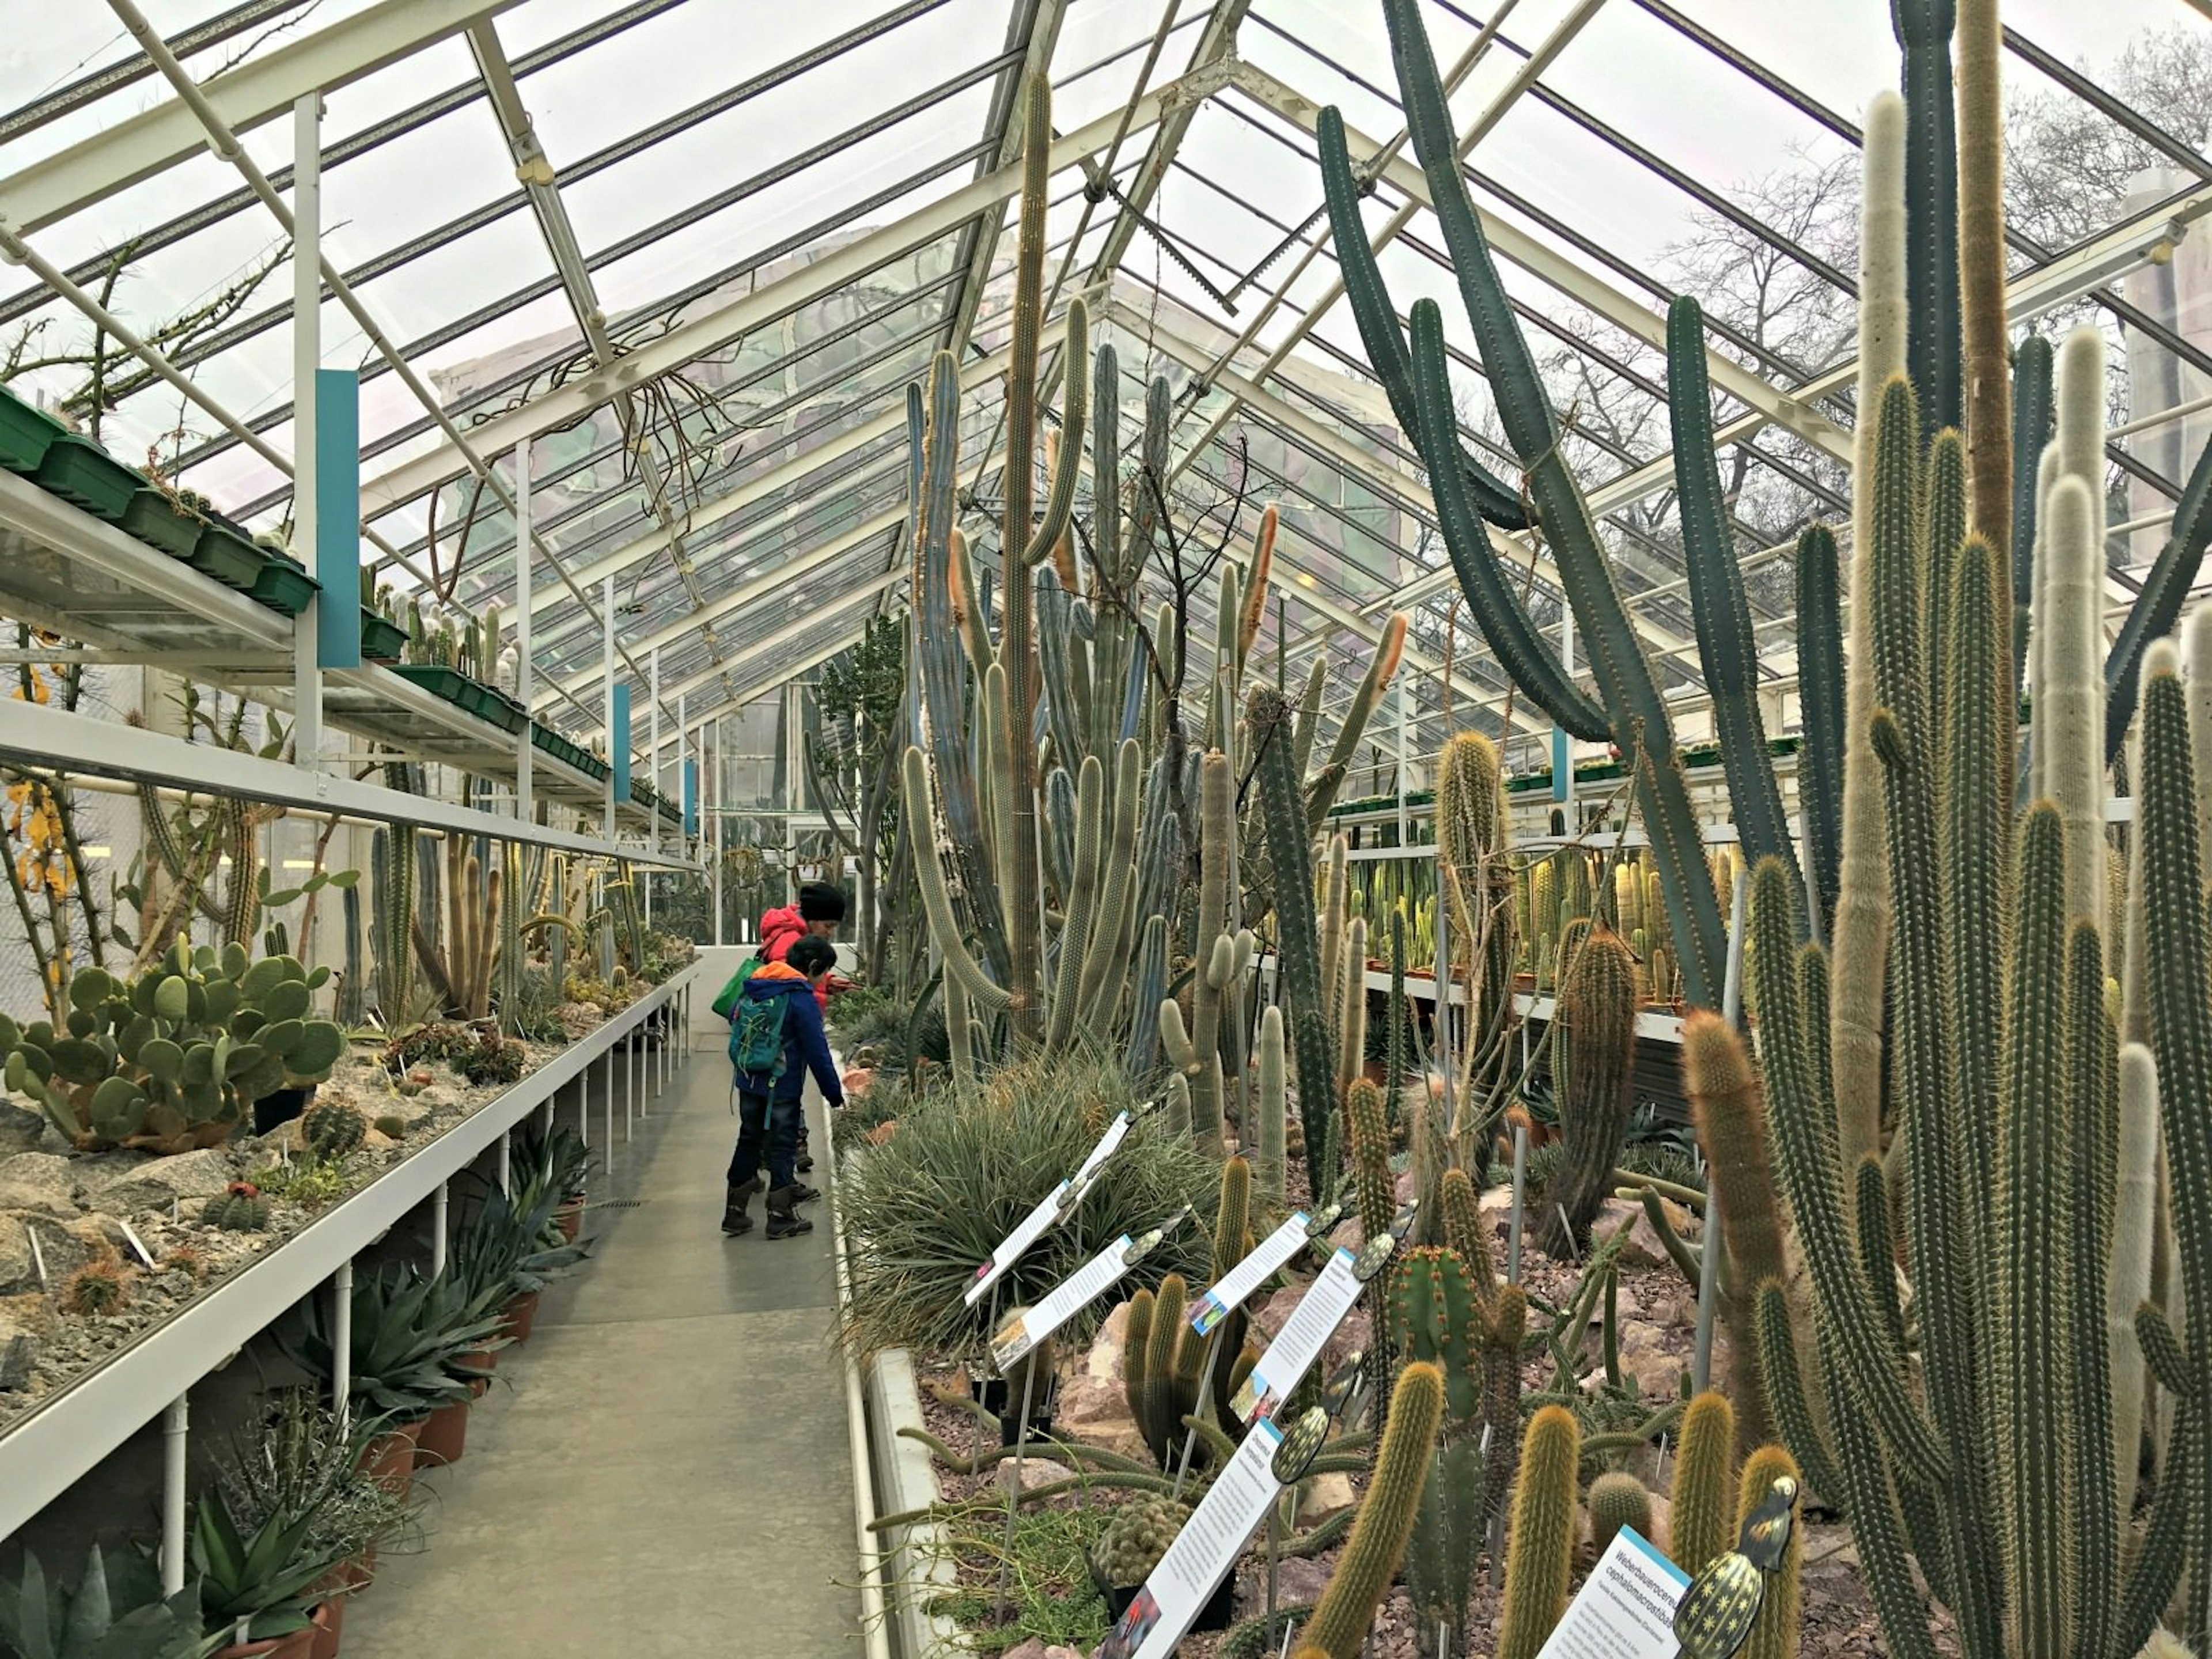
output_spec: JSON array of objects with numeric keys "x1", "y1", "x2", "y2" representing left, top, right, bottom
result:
[
  {"x1": 254, "y1": 1085, "x2": 315, "y2": 1136},
  {"x1": 1103, "y1": 1570, "x2": 1235, "y2": 1633},
  {"x1": 968, "y1": 1372, "x2": 1056, "y2": 1446}
]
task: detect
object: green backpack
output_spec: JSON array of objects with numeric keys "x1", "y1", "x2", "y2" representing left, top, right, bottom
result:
[
  {"x1": 710, "y1": 955, "x2": 764, "y2": 1021},
  {"x1": 725, "y1": 963, "x2": 792, "y2": 1081}
]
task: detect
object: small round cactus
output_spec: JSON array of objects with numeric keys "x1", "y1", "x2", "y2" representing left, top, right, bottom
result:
[
  {"x1": 202, "y1": 1180, "x2": 272, "y2": 1231},
  {"x1": 302, "y1": 1099, "x2": 365, "y2": 1162},
  {"x1": 62, "y1": 1256, "x2": 132, "y2": 1317},
  {"x1": 1092, "y1": 1495, "x2": 1191, "y2": 1588},
  {"x1": 373, "y1": 1112, "x2": 408, "y2": 1141}
]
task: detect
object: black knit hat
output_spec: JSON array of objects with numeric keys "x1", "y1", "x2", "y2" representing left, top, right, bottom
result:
[{"x1": 797, "y1": 881, "x2": 847, "y2": 922}]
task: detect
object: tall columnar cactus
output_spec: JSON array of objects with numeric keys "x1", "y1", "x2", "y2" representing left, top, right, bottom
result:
[
  {"x1": 1438, "y1": 1166, "x2": 1497, "y2": 1300},
  {"x1": 1736, "y1": 1445, "x2": 1804, "y2": 1659},
  {"x1": 1497, "y1": 1404, "x2": 1580, "y2": 1659},
  {"x1": 1345, "y1": 1080, "x2": 1395, "y2": 1259},
  {"x1": 1322, "y1": 6, "x2": 1730, "y2": 1009},
  {"x1": 1588, "y1": 1471, "x2": 1654, "y2": 1560},
  {"x1": 1437, "y1": 730, "x2": 1516, "y2": 1099},
  {"x1": 1252, "y1": 687, "x2": 1336, "y2": 1166},
  {"x1": 369, "y1": 827, "x2": 414, "y2": 1023},
  {"x1": 1795, "y1": 524, "x2": 1846, "y2": 940},
  {"x1": 1300, "y1": 1362, "x2": 1445, "y2": 1659},
  {"x1": 1125, "y1": 1272, "x2": 1210, "y2": 1471},
  {"x1": 335, "y1": 881, "x2": 365, "y2": 1028},
  {"x1": 1681, "y1": 1011, "x2": 1790, "y2": 1457},
  {"x1": 1334, "y1": 915, "x2": 1367, "y2": 1105},
  {"x1": 1539, "y1": 926, "x2": 1638, "y2": 1257},
  {"x1": 1669, "y1": 294, "x2": 1800, "y2": 896},
  {"x1": 1253, "y1": 1003, "x2": 1288, "y2": 1206},
  {"x1": 1669, "y1": 1391, "x2": 1737, "y2": 1578}
]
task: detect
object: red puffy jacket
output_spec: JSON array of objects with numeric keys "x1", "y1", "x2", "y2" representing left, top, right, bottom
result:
[{"x1": 758, "y1": 904, "x2": 828, "y2": 1012}]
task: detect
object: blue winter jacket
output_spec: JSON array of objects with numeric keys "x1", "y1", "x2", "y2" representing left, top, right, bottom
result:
[{"x1": 732, "y1": 965, "x2": 846, "y2": 1107}]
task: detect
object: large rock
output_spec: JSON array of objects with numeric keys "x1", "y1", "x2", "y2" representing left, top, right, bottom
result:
[
  {"x1": 1249, "y1": 1282, "x2": 1370, "y2": 1380},
  {"x1": 997, "y1": 1456, "x2": 1076, "y2": 1499},
  {"x1": 0, "y1": 1307, "x2": 33, "y2": 1390},
  {"x1": 84, "y1": 1149, "x2": 238, "y2": 1217},
  {"x1": 0, "y1": 1217, "x2": 32, "y2": 1295},
  {"x1": 1592, "y1": 1195, "x2": 1699, "y2": 1271},
  {"x1": 0, "y1": 1152, "x2": 78, "y2": 1218},
  {"x1": 1270, "y1": 1556, "x2": 1334, "y2": 1605},
  {"x1": 0, "y1": 1101, "x2": 46, "y2": 1154},
  {"x1": 1056, "y1": 1299, "x2": 1148, "y2": 1461},
  {"x1": 1000, "y1": 1642, "x2": 1082, "y2": 1659},
  {"x1": 1298, "y1": 1471, "x2": 1357, "y2": 1525},
  {"x1": 1585, "y1": 1318, "x2": 1682, "y2": 1407}
]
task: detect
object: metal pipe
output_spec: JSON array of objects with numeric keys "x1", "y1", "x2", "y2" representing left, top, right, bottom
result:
[
  {"x1": 516, "y1": 436, "x2": 535, "y2": 823},
  {"x1": 497, "y1": 1132, "x2": 512, "y2": 1196},
  {"x1": 290, "y1": 90, "x2": 323, "y2": 771},
  {"x1": 331, "y1": 1261, "x2": 353, "y2": 1424},
  {"x1": 431, "y1": 1180, "x2": 449, "y2": 1279},
  {"x1": 161, "y1": 1393, "x2": 188, "y2": 1595}
]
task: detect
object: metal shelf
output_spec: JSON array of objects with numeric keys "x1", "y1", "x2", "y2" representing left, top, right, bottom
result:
[
  {"x1": 0, "y1": 960, "x2": 704, "y2": 1539},
  {"x1": 0, "y1": 698, "x2": 698, "y2": 869}
]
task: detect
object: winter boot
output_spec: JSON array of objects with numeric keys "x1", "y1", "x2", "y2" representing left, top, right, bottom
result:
[
  {"x1": 788, "y1": 1179, "x2": 821, "y2": 1204},
  {"x1": 765, "y1": 1185, "x2": 815, "y2": 1240},
  {"x1": 795, "y1": 1138, "x2": 815, "y2": 1175},
  {"x1": 722, "y1": 1177, "x2": 760, "y2": 1237}
]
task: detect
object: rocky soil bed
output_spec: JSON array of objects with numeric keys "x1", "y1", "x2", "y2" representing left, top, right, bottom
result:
[
  {"x1": 0, "y1": 1019, "x2": 620, "y2": 1430},
  {"x1": 901, "y1": 1185, "x2": 1902, "y2": 1659}
]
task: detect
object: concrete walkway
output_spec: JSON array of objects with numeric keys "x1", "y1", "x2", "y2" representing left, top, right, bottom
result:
[{"x1": 343, "y1": 1037, "x2": 859, "y2": 1658}]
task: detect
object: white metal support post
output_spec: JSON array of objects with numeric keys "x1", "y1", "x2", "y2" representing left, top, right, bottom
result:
[
  {"x1": 289, "y1": 92, "x2": 322, "y2": 770},
  {"x1": 603, "y1": 1045, "x2": 614, "y2": 1169},
  {"x1": 160, "y1": 1393, "x2": 188, "y2": 1595},
  {"x1": 330, "y1": 1262, "x2": 353, "y2": 1425},
  {"x1": 514, "y1": 437, "x2": 533, "y2": 823},
  {"x1": 649, "y1": 646, "x2": 662, "y2": 873},
  {"x1": 602, "y1": 575, "x2": 616, "y2": 840},
  {"x1": 711, "y1": 717, "x2": 726, "y2": 948},
  {"x1": 496, "y1": 1132, "x2": 511, "y2": 1196},
  {"x1": 430, "y1": 1180, "x2": 448, "y2": 1278}
]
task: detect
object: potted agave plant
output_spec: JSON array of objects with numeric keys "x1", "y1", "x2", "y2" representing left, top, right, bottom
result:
[
  {"x1": 217, "y1": 1389, "x2": 419, "y2": 1659},
  {"x1": 186, "y1": 1483, "x2": 349, "y2": 1659},
  {"x1": 0, "y1": 1544, "x2": 206, "y2": 1659},
  {"x1": 514, "y1": 1120, "x2": 590, "y2": 1243},
  {"x1": 277, "y1": 1266, "x2": 506, "y2": 1501}
]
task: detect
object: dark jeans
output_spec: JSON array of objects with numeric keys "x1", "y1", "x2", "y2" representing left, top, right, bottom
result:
[{"x1": 728, "y1": 1091, "x2": 803, "y2": 1191}]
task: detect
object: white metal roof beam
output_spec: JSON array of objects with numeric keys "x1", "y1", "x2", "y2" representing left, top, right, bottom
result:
[
  {"x1": 661, "y1": 571, "x2": 906, "y2": 707},
  {"x1": 0, "y1": 0, "x2": 522, "y2": 235},
  {"x1": 359, "y1": 56, "x2": 1245, "y2": 518}
]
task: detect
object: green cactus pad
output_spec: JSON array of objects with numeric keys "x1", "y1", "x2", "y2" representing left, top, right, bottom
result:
[
  {"x1": 220, "y1": 941, "x2": 250, "y2": 979},
  {"x1": 64, "y1": 1007, "x2": 96, "y2": 1039},
  {"x1": 89, "y1": 1074, "x2": 147, "y2": 1138},
  {"x1": 180, "y1": 1041, "x2": 216, "y2": 1086},
  {"x1": 67, "y1": 968, "x2": 118, "y2": 1012},
  {"x1": 14, "y1": 1042, "x2": 51, "y2": 1084},
  {"x1": 202, "y1": 979, "x2": 241, "y2": 1025},
  {"x1": 139, "y1": 1038, "x2": 184, "y2": 1084},
  {"x1": 286, "y1": 1022, "x2": 345, "y2": 1079},
  {"x1": 47, "y1": 1037, "x2": 111, "y2": 1086},
  {"x1": 237, "y1": 956, "x2": 290, "y2": 1000},
  {"x1": 257, "y1": 980, "x2": 311, "y2": 1023},
  {"x1": 153, "y1": 975, "x2": 189, "y2": 1022},
  {"x1": 257, "y1": 1018, "x2": 306, "y2": 1059}
]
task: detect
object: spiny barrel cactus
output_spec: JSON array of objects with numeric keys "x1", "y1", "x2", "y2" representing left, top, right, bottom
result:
[
  {"x1": 1092, "y1": 1494, "x2": 1191, "y2": 1588},
  {"x1": 1, "y1": 943, "x2": 342, "y2": 1154},
  {"x1": 202, "y1": 1181, "x2": 271, "y2": 1231},
  {"x1": 302, "y1": 1098, "x2": 365, "y2": 1163},
  {"x1": 1301, "y1": 1361, "x2": 1446, "y2": 1659}
]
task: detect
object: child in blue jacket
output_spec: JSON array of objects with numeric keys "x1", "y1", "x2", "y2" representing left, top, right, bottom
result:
[{"x1": 724, "y1": 934, "x2": 846, "y2": 1239}]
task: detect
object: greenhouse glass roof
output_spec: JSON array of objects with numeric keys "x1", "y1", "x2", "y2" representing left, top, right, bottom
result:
[{"x1": 3, "y1": 0, "x2": 2208, "y2": 772}]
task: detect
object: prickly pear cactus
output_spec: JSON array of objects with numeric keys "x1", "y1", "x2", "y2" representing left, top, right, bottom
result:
[{"x1": 0, "y1": 943, "x2": 345, "y2": 1154}]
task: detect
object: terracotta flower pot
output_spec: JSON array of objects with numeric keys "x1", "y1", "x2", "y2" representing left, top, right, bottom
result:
[
  {"x1": 455, "y1": 1345, "x2": 498, "y2": 1382},
  {"x1": 355, "y1": 1418, "x2": 423, "y2": 1499},
  {"x1": 211, "y1": 1603, "x2": 330, "y2": 1659},
  {"x1": 502, "y1": 1289, "x2": 541, "y2": 1343},
  {"x1": 308, "y1": 1590, "x2": 344, "y2": 1659},
  {"x1": 554, "y1": 1200, "x2": 583, "y2": 1243},
  {"x1": 415, "y1": 1396, "x2": 471, "y2": 1468}
]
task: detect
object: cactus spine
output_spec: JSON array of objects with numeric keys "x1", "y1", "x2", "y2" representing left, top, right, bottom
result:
[
  {"x1": 1497, "y1": 1404, "x2": 1580, "y2": 1659},
  {"x1": 1736, "y1": 1446, "x2": 1804, "y2": 1659},
  {"x1": 1300, "y1": 1362, "x2": 1445, "y2": 1659},
  {"x1": 1346, "y1": 1079, "x2": 1395, "y2": 1253},
  {"x1": 1539, "y1": 925, "x2": 1638, "y2": 1257}
]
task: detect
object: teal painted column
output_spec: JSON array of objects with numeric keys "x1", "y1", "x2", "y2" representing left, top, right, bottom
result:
[
  {"x1": 683, "y1": 758, "x2": 698, "y2": 837},
  {"x1": 315, "y1": 368, "x2": 361, "y2": 669},
  {"x1": 612, "y1": 684, "x2": 632, "y2": 801},
  {"x1": 1551, "y1": 728, "x2": 1569, "y2": 803}
]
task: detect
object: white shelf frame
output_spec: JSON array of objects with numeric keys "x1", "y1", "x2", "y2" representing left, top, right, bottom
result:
[
  {"x1": 0, "y1": 696, "x2": 698, "y2": 870},
  {"x1": 0, "y1": 960, "x2": 704, "y2": 1539}
]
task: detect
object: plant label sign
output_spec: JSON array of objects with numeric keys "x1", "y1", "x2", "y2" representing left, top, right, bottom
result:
[
  {"x1": 1071, "y1": 1109, "x2": 1132, "y2": 1195},
  {"x1": 1534, "y1": 1525, "x2": 1690, "y2": 1659},
  {"x1": 1096, "y1": 1412, "x2": 1287, "y2": 1659},
  {"x1": 990, "y1": 1233, "x2": 1136, "y2": 1370},
  {"x1": 1230, "y1": 1243, "x2": 1365, "y2": 1423},
  {"x1": 965, "y1": 1179, "x2": 1074, "y2": 1307},
  {"x1": 1190, "y1": 1210, "x2": 1310, "y2": 1338}
]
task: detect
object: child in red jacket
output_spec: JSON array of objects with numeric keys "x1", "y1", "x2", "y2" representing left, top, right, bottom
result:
[{"x1": 756, "y1": 882, "x2": 846, "y2": 1172}]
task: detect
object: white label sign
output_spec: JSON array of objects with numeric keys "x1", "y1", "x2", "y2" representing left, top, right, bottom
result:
[
  {"x1": 1230, "y1": 1244, "x2": 1365, "y2": 1423},
  {"x1": 1190, "y1": 1211, "x2": 1310, "y2": 1338},
  {"x1": 1535, "y1": 1526, "x2": 1690, "y2": 1659},
  {"x1": 1097, "y1": 1414, "x2": 1286, "y2": 1659},
  {"x1": 964, "y1": 1180, "x2": 1073, "y2": 1307},
  {"x1": 1071, "y1": 1111, "x2": 1132, "y2": 1194},
  {"x1": 990, "y1": 1234, "x2": 1137, "y2": 1369}
]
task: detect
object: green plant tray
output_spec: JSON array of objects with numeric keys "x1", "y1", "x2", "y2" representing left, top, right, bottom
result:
[
  {"x1": 0, "y1": 391, "x2": 65, "y2": 475},
  {"x1": 34, "y1": 435, "x2": 139, "y2": 522},
  {"x1": 186, "y1": 523, "x2": 264, "y2": 590},
  {"x1": 120, "y1": 489, "x2": 203, "y2": 559},
  {"x1": 473, "y1": 684, "x2": 527, "y2": 734},
  {"x1": 249, "y1": 552, "x2": 319, "y2": 618},
  {"x1": 384, "y1": 662, "x2": 474, "y2": 707},
  {"x1": 361, "y1": 611, "x2": 406, "y2": 662}
]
